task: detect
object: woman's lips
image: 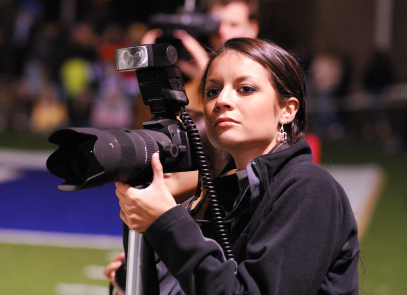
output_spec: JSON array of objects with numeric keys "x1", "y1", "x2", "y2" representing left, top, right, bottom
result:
[{"x1": 214, "y1": 117, "x2": 238, "y2": 127}]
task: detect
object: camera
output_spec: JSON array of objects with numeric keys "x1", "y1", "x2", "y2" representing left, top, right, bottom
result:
[
  {"x1": 149, "y1": 10, "x2": 219, "y2": 38},
  {"x1": 46, "y1": 44, "x2": 197, "y2": 192},
  {"x1": 148, "y1": 0, "x2": 220, "y2": 61}
]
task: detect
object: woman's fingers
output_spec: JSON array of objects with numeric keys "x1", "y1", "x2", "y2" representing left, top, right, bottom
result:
[
  {"x1": 103, "y1": 252, "x2": 125, "y2": 282},
  {"x1": 119, "y1": 209, "x2": 128, "y2": 225},
  {"x1": 150, "y1": 152, "x2": 165, "y2": 187},
  {"x1": 114, "y1": 153, "x2": 177, "y2": 232}
]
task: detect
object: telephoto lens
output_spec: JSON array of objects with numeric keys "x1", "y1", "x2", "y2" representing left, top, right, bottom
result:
[{"x1": 46, "y1": 120, "x2": 196, "y2": 192}]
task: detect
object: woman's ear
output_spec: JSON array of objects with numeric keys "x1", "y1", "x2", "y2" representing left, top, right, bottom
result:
[{"x1": 281, "y1": 97, "x2": 300, "y2": 123}]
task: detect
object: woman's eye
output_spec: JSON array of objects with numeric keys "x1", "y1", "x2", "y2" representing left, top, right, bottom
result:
[
  {"x1": 238, "y1": 86, "x2": 256, "y2": 94},
  {"x1": 205, "y1": 88, "x2": 220, "y2": 98}
]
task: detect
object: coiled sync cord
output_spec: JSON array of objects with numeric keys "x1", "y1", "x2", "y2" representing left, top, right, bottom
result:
[{"x1": 180, "y1": 108, "x2": 234, "y2": 260}]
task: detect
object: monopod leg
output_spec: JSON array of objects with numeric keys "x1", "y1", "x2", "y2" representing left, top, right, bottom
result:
[{"x1": 125, "y1": 230, "x2": 148, "y2": 295}]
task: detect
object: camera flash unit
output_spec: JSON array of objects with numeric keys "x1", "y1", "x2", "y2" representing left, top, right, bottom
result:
[{"x1": 115, "y1": 44, "x2": 178, "y2": 71}]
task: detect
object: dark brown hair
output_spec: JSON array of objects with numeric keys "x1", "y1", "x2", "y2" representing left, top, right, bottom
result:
[{"x1": 199, "y1": 37, "x2": 308, "y2": 145}]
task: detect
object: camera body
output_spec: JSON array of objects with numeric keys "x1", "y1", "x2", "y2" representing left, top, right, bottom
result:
[
  {"x1": 149, "y1": 11, "x2": 219, "y2": 38},
  {"x1": 148, "y1": 6, "x2": 220, "y2": 61},
  {"x1": 46, "y1": 44, "x2": 197, "y2": 192}
]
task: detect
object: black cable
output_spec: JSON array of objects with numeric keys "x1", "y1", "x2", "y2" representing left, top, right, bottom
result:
[{"x1": 180, "y1": 108, "x2": 234, "y2": 260}]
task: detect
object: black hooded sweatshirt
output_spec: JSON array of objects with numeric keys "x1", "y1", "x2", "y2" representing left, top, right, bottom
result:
[{"x1": 144, "y1": 139, "x2": 360, "y2": 294}]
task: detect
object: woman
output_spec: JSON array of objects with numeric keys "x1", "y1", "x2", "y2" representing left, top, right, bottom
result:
[{"x1": 116, "y1": 38, "x2": 360, "y2": 294}]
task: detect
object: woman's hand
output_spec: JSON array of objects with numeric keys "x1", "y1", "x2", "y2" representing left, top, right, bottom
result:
[
  {"x1": 116, "y1": 153, "x2": 177, "y2": 232},
  {"x1": 103, "y1": 251, "x2": 125, "y2": 295}
]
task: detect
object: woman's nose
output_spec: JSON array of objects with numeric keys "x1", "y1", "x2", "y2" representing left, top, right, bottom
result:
[{"x1": 215, "y1": 88, "x2": 234, "y2": 110}]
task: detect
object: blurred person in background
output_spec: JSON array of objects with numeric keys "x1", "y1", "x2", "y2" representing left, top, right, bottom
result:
[
  {"x1": 142, "y1": 0, "x2": 260, "y2": 82},
  {"x1": 30, "y1": 81, "x2": 68, "y2": 133},
  {"x1": 13, "y1": 18, "x2": 69, "y2": 133},
  {"x1": 25, "y1": 21, "x2": 65, "y2": 86},
  {"x1": 59, "y1": 21, "x2": 98, "y2": 127},
  {"x1": 309, "y1": 51, "x2": 351, "y2": 141},
  {"x1": 1, "y1": 19, "x2": 70, "y2": 132},
  {"x1": 174, "y1": 0, "x2": 260, "y2": 90},
  {"x1": 133, "y1": 0, "x2": 260, "y2": 129}
]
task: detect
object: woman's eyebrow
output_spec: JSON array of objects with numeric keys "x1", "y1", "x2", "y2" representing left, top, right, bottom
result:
[
  {"x1": 235, "y1": 75, "x2": 261, "y2": 84},
  {"x1": 206, "y1": 78, "x2": 220, "y2": 84},
  {"x1": 205, "y1": 75, "x2": 261, "y2": 87}
]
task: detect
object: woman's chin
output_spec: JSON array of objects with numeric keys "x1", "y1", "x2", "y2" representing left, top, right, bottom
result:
[
  {"x1": 209, "y1": 130, "x2": 240, "y2": 146},
  {"x1": 211, "y1": 137, "x2": 241, "y2": 153}
]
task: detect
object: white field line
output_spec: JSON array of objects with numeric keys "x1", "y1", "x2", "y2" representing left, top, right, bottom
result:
[
  {"x1": 325, "y1": 163, "x2": 384, "y2": 237},
  {"x1": 0, "y1": 149, "x2": 123, "y2": 250},
  {"x1": 0, "y1": 148, "x2": 51, "y2": 170},
  {"x1": 84, "y1": 265, "x2": 109, "y2": 280},
  {"x1": 325, "y1": 164, "x2": 382, "y2": 216},
  {"x1": 0, "y1": 148, "x2": 51, "y2": 183},
  {"x1": 0, "y1": 229, "x2": 122, "y2": 249},
  {"x1": 55, "y1": 283, "x2": 108, "y2": 295}
]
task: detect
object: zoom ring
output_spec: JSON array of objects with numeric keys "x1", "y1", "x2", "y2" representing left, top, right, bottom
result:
[{"x1": 138, "y1": 130, "x2": 158, "y2": 167}]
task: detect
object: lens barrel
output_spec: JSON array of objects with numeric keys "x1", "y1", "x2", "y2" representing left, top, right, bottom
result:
[
  {"x1": 46, "y1": 128, "x2": 161, "y2": 191},
  {"x1": 46, "y1": 120, "x2": 195, "y2": 192}
]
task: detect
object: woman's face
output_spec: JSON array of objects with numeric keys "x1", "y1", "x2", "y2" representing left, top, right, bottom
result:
[{"x1": 203, "y1": 51, "x2": 282, "y2": 168}]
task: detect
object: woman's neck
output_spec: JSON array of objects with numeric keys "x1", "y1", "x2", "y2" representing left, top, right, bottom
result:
[{"x1": 230, "y1": 139, "x2": 278, "y2": 170}]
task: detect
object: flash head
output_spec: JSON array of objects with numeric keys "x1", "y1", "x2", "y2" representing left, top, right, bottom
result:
[{"x1": 115, "y1": 44, "x2": 178, "y2": 71}]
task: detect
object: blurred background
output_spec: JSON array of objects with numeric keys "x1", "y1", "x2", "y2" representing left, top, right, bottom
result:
[{"x1": 0, "y1": 0, "x2": 406, "y2": 294}]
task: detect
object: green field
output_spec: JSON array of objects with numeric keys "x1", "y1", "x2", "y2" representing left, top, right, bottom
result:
[
  {"x1": 322, "y1": 141, "x2": 407, "y2": 295},
  {"x1": 1, "y1": 131, "x2": 407, "y2": 294},
  {"x1": 0, "y1": 243, "x2": 121, "y2": 294}
]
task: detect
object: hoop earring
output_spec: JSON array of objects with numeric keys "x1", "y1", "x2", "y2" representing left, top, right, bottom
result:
[{"x1": 277, "y1": 120, "x2": 287, "y2": 142}]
